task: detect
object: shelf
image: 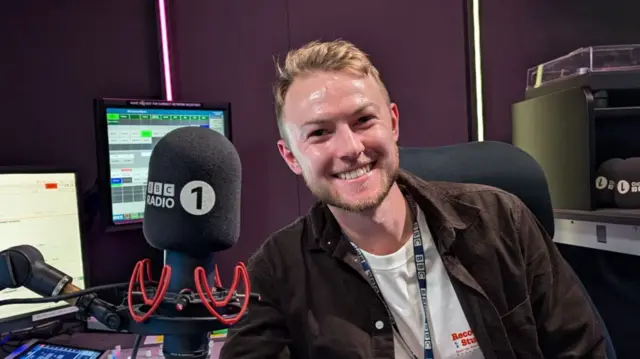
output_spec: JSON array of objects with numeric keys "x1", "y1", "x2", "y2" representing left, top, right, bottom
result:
[
  {"x1": 554, "y1": 208, "x2": 640, "y2": 226},
  {"x1": 594, "y1": 106, "x2": 640, "y2": 119},
  {"x1": 554, "y1": 217, "x2": 640, "y2": 257}
]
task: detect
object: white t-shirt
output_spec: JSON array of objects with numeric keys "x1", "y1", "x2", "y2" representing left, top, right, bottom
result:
[{"x1": 360, "y1": 207, "x2": 485, "y2": 359}]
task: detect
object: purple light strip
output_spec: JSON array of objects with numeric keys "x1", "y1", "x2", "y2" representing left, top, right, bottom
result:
[{"x1": 157, "y1": 0, "x2": 173, "y2": 101}]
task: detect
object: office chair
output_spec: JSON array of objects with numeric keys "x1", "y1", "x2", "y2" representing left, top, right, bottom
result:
[{"x1": 399, "y1": 141, "x2": 616, "y2": 359}]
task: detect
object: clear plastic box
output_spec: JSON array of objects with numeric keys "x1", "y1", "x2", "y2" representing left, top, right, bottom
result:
[{"x1": 526, "y1": 44, "x2": 640, "y2": 89}]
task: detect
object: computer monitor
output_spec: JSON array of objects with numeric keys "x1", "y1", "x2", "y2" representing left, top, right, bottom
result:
[
  {"x1": 94, "y1": 98, "x2": 231, "y2": 229},
  {"x1": 0, "y1": 168, "x2": 87, "y2": 334}
]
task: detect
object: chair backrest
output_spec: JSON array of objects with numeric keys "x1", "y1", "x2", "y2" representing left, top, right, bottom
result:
[
  {"x1": 399, "y1": 141, "x2": 555, "y2": 237},
  {"x1": 399, "y1": 140, "x2": 616, "y2": 358}
]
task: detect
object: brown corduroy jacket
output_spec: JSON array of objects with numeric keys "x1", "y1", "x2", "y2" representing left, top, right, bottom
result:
[{"x1": 220, "y1": 170, "x2": 606, "y2": 359}]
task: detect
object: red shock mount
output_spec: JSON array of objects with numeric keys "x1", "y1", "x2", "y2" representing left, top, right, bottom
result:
[{"x1": 126, "y1": 259, "x2": 251, "y2": 326}]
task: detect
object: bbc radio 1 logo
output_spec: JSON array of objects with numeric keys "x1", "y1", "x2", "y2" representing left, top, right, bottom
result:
[
  {"x1": 146, "y1": 180, "x2": 217, "y2": 215},
  {"x1": 147, "y1": 181, "x2": 176, "y2": 209}
]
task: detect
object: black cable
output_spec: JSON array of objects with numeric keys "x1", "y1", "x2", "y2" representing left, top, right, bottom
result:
[
  {"x1": 0, "y1": 281, "x2": 153, "y2": 306},
  {"x1": 131, "y1": 335, "x2": 142, "y2": 359}
]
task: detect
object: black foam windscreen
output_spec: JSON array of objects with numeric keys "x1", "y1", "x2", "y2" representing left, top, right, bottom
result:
[
  {"x1": 594, "y1": 158, "x2": 623, "y2": 208},
  {"x1": 0, "y1": 247, "x2": 34, "y2": 290},
  {"x1": 143, "y1": 127, "x2": 241, "y2": 254},
  {"x1": 612, "y1": 157, "x2": 640, "y2": 209}
]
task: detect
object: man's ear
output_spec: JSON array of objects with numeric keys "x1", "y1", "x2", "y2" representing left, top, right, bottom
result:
[
  {"x1": 277, "y1": 139, "x2": 302, "y2": 175},
  {"x1": 390, "y1": 103, "x2": 400, "y2": 142}
]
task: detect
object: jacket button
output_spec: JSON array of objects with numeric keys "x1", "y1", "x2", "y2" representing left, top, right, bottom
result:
[{"x1": 375, "y1": 320, "x2": 384, "y2": 330}]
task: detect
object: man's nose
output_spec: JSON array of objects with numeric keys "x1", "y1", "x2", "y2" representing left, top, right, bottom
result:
[{"x1": 334, "y1": 126, "x2": 364, "y2": 160}]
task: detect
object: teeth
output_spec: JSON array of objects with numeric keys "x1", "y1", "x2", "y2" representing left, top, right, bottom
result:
[{"x1": 337, "y1": 164, "x2": 372, "y2": 180}]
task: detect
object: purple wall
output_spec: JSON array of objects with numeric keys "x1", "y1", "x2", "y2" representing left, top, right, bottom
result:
[
  {"x1": 0, "y1": 2, "x2": 165, "y2": 286},
  {"x1": 170, "y1": 0, "x2": 472, "y2": 280},
  {"x1": 480, "y1": 0, "x2": 640, "y2": 142},
  {"x1": 0, "y1": 1, "x2": 472, "y2": 285}
]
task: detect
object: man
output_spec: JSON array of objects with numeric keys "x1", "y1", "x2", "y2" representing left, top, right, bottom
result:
[{"x1": 220, "y1": 40, "x2": 606, "y2": 359}]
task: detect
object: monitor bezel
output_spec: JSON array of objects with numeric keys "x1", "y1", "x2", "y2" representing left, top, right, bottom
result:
[
  {"x1": 93, "y1": 97, "x2": 232, "y2": 231},
  {"x1": 0, "y1": 166, "x2": 90, "y2": 334}
]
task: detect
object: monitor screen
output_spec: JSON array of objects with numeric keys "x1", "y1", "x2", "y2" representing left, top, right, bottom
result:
[
  {"x1": 0, "y1": 170, "x2": 86, "y2": 330},
  {"x1": 94, "y1": 98, "x2": 231, "y2": 228},
  {"x1": 7, "y1": 341, "x2": 105, "y2": 359}
]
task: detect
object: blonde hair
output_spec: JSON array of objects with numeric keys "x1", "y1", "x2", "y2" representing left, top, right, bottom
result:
[{"x1": 273, "y1": 40, "x2": 390, "y2": 143}]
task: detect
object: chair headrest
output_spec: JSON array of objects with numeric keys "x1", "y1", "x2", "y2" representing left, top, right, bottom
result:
[{"x1": 399, "y1": 141, "x2": 554, "y2": 237}]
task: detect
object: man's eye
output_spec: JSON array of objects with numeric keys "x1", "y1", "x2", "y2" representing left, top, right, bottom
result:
[
  {"x1": 309, "y1": 129, "x2": 326, "y2": 137},
  {"x1": 358, "y1": 115, "x2": 375, "y2": 123}
]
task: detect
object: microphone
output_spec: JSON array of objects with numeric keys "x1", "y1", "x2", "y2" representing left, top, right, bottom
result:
[
  {"x1": 0, "y1": 245, "x2": 121, "y2": 329},
  {"x1": 0, "y1": 245, "x2": 72, "y2": 295},
  {"x1": 143, "y1": 126, "x2": 242, "y2": 359}
]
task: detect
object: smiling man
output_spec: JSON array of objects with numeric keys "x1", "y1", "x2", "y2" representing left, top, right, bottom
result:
[{"x1": 219, "y1": 40, "x2": 606, "y2": 359}]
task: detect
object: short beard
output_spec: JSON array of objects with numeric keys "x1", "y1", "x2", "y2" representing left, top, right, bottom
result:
[{"x1": 307, "y1": 163, "x2": 399, "y2": 213}]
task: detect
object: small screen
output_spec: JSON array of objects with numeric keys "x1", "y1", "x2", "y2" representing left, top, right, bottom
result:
[
  {"x1": 105, "y1": 107, "x2": 227, "y2": 225},
  {"x1": 13, "y1": 342, "x2": 102, "y2": 359},
  {"x1": 0, "y1": 172, "x2": 85, "y2": 322}
]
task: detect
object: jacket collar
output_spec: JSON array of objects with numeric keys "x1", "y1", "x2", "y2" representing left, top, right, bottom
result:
[{"x1": 307, "y1": 169, "x2": 481, "y2": 254}]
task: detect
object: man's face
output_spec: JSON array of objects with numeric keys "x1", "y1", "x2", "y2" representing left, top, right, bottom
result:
[{"x1": 277, "y1": 70, "x2": 400, "y2": 212}]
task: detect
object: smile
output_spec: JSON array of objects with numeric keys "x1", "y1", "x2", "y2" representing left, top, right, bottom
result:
[{"x1": 334, "y1": 162, "x2": 375, "y2": 180}]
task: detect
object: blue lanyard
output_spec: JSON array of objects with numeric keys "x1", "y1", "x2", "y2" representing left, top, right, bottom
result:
[{"x1": 347, "y1": 197, "x2": 433, "y2": 359}]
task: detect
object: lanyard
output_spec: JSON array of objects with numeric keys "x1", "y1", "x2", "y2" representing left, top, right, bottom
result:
[{"x1": 347, "y1": 197, "x2": 434, "y2": 359}]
